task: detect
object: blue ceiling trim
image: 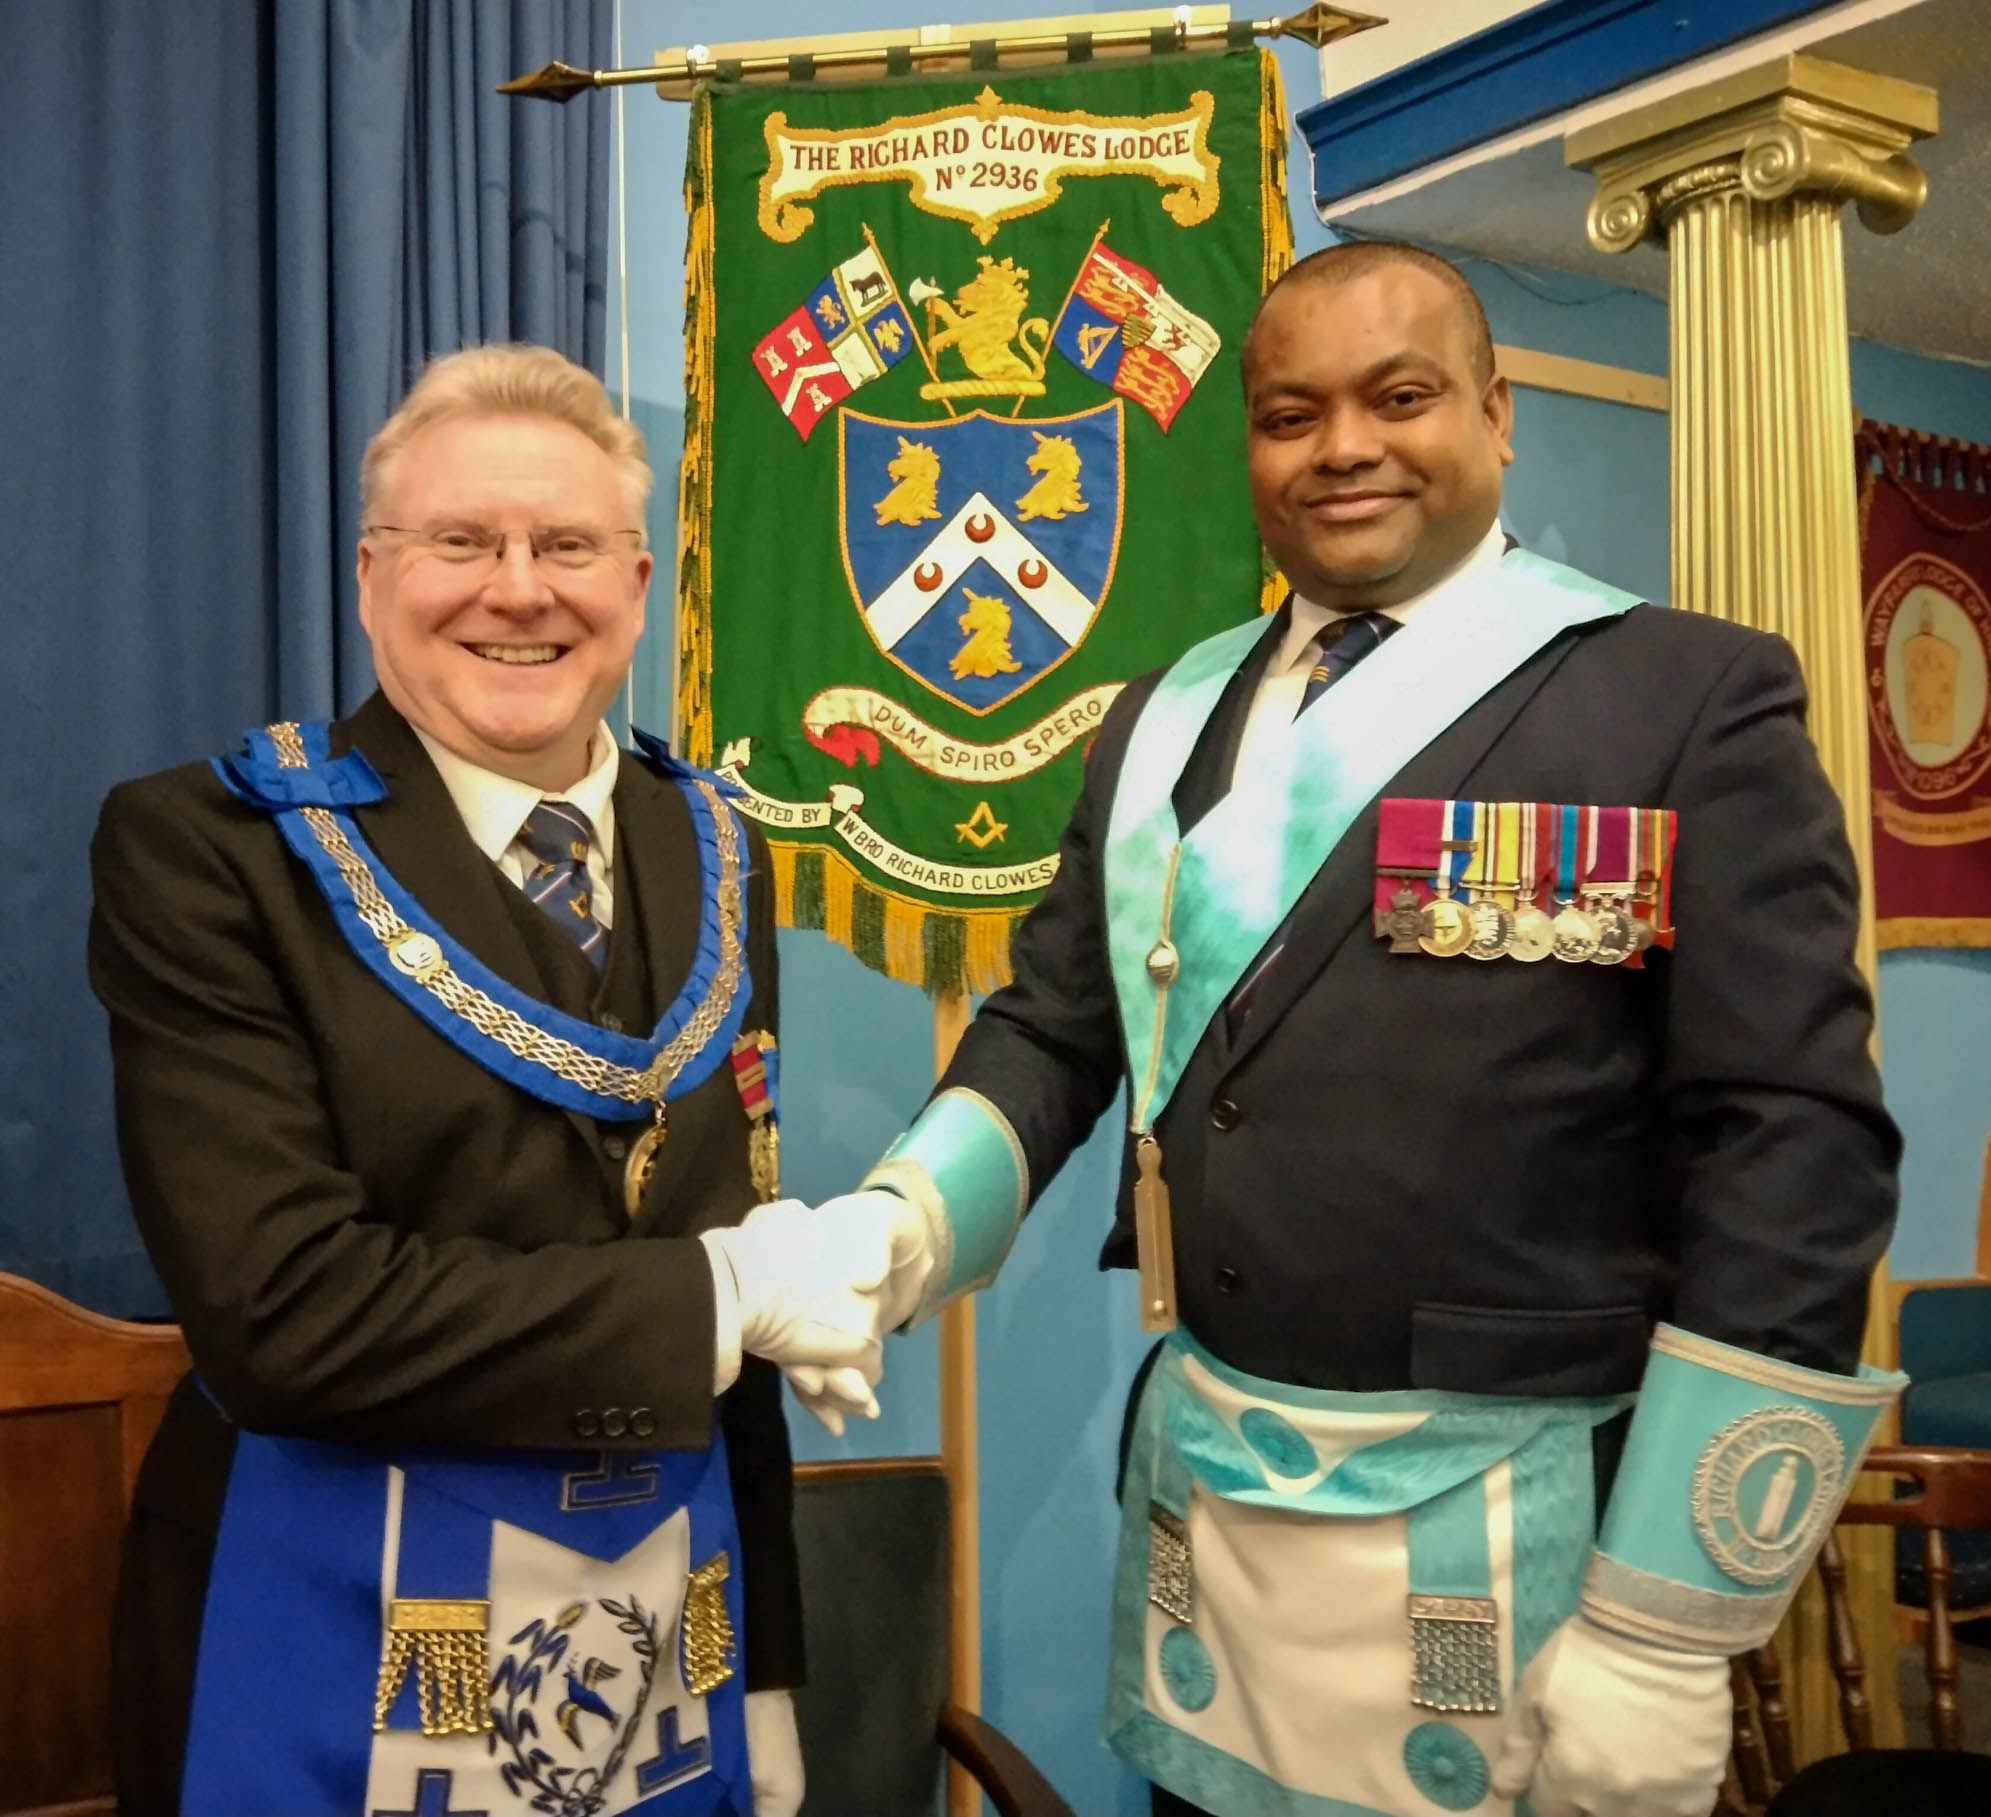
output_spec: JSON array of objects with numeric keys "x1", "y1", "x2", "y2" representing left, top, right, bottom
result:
[{"x1": 1300, "y1": 0, "x2": 1845, "y2": 210}]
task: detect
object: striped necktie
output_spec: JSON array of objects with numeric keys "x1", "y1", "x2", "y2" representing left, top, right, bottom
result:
[
  {"x1": 1296, "y1": 610, "x2": 1395, "y2": 718},
  {"x1": 516, "y1": 800, "x2": 606, "y2": 971}
]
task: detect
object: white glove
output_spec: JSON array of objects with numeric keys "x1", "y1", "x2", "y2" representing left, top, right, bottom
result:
[
  {"x1": 780, "y1": 1361, "x2": 882, "y2": 1438},
  {"x1": 776, "y1": 1190, "x2": 935, "y2": 1435},
  {"x1": 1489, "y1": 1616, "x2": 1733, "y2": 1817},
  {"x1": 743, "y1": 1686, "x2": 804, "y2": 1817},
  {"x1": 866, "y1": 1185, "x2": 937, "y2": 1332},
  {"x1": 700, "y1": 1196, "x2": 894, "y2": 1389}
]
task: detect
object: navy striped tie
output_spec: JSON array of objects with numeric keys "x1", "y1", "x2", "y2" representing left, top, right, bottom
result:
[
  {"x1": 1295, "y1": 611, "x2": 1394, "y2": 718},
  {"x1": 517, "y1": 800, "x2": 606, "y2": 971}
]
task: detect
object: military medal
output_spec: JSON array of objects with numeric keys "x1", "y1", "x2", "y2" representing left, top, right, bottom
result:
[
  {"x1": 1589, "y1": 899, "x2": 1635, "y2": 965},
  {"x1": 1419, "y1": 805, "x2": 1477, "y2": 957},
  {"x1": 1584, "y1": 808, "x2": 1638, "y2": 965},
  {"x1": 1384, "y1": 884, "x2": 1425, "y2": 954},
  {"x1": 1462, "y1": 802, "x2": 1514, "y2": 960},
  {"x1": 1509, "y1": 802, "x2": 1555, "y2": 962},
  {"x1": 1549, "y1": 803, "x2": 1601, "y2": 962}
]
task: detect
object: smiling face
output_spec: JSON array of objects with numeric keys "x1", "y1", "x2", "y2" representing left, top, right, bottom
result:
[
  {"x1": 1244, "y1": 264, "x2": 1513, "y2": 610},
  {"x1": 357, "y1": 412, "x2": 651, "y2": 790}
]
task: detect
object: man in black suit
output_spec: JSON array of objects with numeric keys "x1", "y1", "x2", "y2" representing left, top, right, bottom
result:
[
  {"x1": 90, "y1": 346, "x2": 891, "y2": 1817},
  {"x1": 826, "y1": 245, "x2": 1903, "y2": 1816}
]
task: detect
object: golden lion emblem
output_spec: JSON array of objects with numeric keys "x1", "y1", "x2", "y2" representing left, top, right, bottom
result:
[
  {"x1": 874, "y1": 437, "x2": 941, "y2": 527},
  {"x1": 1015, "y1": 433, "x2": 1088, "y2": 523},
  {"x1": 916, "y1": 257, "x2": 1050, "y2": 399},
  {"x1": 950, "y1": 589, "x2": 1024, "y2": 681}
]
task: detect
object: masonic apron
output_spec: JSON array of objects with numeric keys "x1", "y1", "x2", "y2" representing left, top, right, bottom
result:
[
  {"x1": 177, "y1": 722, "x2": 763, "y2": 1816},
  {"x1": 1100, "y1": 553, "x2": 1640, "y2": 1815}
]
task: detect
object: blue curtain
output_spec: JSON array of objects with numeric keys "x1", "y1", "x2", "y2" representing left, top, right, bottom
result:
[{"x1": 0, "y1": 0, "x2": 610, "y2": 1314}]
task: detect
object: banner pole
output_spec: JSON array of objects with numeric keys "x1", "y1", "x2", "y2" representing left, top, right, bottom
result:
[{"x1": 932, "y1": 988, "x2": 979, "y2": 1816}]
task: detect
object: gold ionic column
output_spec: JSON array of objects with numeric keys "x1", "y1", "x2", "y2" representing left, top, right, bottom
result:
[{"x1": 1569, "y1": 57, "x2": 1937, "y2": 1765}]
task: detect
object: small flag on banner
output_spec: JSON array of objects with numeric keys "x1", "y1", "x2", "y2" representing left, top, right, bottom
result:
[
  {"x1": 751, "y1": 244, "x2": 917, "y2": 440},
  {"x1": 1052, "y1": 238, "x2": 1221, "y2": 431}
]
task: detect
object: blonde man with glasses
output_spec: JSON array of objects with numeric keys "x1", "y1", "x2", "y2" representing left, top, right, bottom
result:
[{"x1": 90, "y1": 344, "x2": 891, "y2": 1817}]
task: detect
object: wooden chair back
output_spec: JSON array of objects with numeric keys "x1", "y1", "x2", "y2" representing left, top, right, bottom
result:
[
  {"x1": 0, "y1": 1272, "x2": 190, "y2": 1816},
  {"x1": 1728, "y1": 1444, "x2": 1991, "y2": 1807}
]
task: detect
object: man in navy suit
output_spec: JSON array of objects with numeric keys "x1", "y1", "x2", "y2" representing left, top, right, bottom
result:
[{"x1": 818, "y1": 245, "x2": 1901, "y2": 1817}]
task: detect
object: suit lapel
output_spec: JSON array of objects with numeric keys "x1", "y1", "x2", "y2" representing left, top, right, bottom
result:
[
  {"x1": 339, "y1": 694, "x2": 551, "y2": 1004},
  {"x1": 1218, "y1": 627, "x2": 1589, "y2": 1075}
]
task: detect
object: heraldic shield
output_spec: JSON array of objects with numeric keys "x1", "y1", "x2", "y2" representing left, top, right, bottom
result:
[{"x1": 839, "y1": 401, "x2": 1124, "y2": 715}]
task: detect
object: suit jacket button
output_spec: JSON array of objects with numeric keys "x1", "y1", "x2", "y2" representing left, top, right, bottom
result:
[
  {"x1": 573, "y1": 1408, "x2": 600, "y2": 1439},
  {"x1": 1209, "y1": 1098, "x2": 1240, "y2": 1131},
  {"x1": 1214, "y1": 1265, "x2": 1243, "y2": 1296},
  {"x1": 602, "y1": 1407, "x2": 628, "y2": 1439},
  {"x1": 603, "y1": 1134, "x2": 628, "y2": 1161},
  {"x1": 600, "y1": 1012, "x2": 624, "y2": 1033},
  {"x1": 630, "y1": 1407, "x2": 656, "y2": 1438}
]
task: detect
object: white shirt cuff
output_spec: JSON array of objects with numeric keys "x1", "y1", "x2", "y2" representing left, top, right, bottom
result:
[{"x1": 699, "y1": 1228, "x2": 744, "y2": 1396}]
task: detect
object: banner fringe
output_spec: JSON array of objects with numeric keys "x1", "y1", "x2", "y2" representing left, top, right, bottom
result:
[
  {"x1": 1877, "y1": 916, "x2": 1991, "y2": 950},
  {"x1": 677, "y1": 91, "x2": 717, "y2": 766},
  {"x1": 767, "y1": 840, "x2": 1021, "y2": 994}
]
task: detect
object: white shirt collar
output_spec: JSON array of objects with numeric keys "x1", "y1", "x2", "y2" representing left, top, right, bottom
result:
[
  {"x1": 1275, "y1": 519, "x2": 1510, "y2": 676},
  {"x1": 413, "y1": 722, "x2": 620, "y2": 866}
]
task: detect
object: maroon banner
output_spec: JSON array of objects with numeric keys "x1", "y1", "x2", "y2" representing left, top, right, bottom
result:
[{"x1": 1860, "y1": 419, "x2": 1991, "y2": 949}]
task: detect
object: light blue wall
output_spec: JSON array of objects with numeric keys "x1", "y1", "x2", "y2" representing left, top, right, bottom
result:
[{"x1": 610, "y1": 12, "x2": 1991, "y2": 1807}]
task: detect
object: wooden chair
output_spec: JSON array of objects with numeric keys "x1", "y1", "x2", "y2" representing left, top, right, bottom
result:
[
  {"x1": 791, "y1": 1457, "x2": 1077, "y2": 1817},
  {"x1": 1726, "y1": 1445, "x2": 1991, "y2": 1816},
  {"x1": 0, "y1": 1273, "x2": 190, "y2": 1817}
]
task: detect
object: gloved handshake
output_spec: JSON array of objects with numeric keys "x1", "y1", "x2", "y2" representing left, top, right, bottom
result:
[{"x1": 699, "y1": 1189, "x2": 936, "y2": 1434}]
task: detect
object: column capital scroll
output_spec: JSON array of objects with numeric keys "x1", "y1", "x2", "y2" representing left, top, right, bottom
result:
[{"x1": 1566, "y1": 54, "x2": 1937, "y2": 255}]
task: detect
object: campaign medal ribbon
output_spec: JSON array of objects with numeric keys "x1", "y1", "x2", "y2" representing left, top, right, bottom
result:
[
  {"x1": 1510, "y1": 802, "x2": 1556, "y2": 962},
  {"x1": 1549, "y1": 802, "x2": 1601, "y2": 962},
  {"x1": 1418, "y1": 801, "x2": 1476, "y2": 957},
  {"x1": 1463, "y1": 800, "x2": 1517, "y2": 960},
  {"x1": 1586, "y1": 804, "x2": 1637, "y2": 966}
]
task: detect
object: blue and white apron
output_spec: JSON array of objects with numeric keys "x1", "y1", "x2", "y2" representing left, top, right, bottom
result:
[
  {"x1": 181, "y1": 1430, "x2": 752, "y2": 1817},
  {"x1": 1108, "y1": 1334, "x2": 1631, "y2": 1817},
  {"x1": 178, "y1": 721, "x2": 761, "y2": 1815}
]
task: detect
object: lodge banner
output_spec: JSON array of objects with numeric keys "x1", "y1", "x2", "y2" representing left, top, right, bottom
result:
[
  {"x1": 1859, "y1": 419, "x2": 1991, "y2": 949},
  {"x1": 679, "y1": 50, "x2": 1290, "y2": 993}
]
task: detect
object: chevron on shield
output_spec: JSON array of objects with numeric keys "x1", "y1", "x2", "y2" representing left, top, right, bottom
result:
[{"x1": 838, "y1": 402, "x2": 1123, "y2": 716}]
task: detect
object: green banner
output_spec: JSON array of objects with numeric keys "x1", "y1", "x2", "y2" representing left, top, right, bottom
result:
[{"x1": 680, "y1": 50, "x2": 1290, "y2": 994}]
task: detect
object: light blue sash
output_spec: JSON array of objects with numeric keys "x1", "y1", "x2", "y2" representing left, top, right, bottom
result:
[{"x1": 1105, "y1": 550, "x2": 1638, "y2": 1130}]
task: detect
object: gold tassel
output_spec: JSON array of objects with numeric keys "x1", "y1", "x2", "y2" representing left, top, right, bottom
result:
[
  {"x1": 373, "y1": 1599, "x2": 493, "y2": 1736},
  {"x1": 682, "y1": 1554, "x2": 737, "y2": 1696},
  {"x1": 882, "y1": 895, "x2": 926, "y2": 984},
  {"x1": 769, "y1": 843, "x2": 797, "y2": 926}
]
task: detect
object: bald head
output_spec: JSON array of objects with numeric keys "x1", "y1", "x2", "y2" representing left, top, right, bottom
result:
[{"x1": 1242, "y1": 242, "x2": 1495, "y2": 392}]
